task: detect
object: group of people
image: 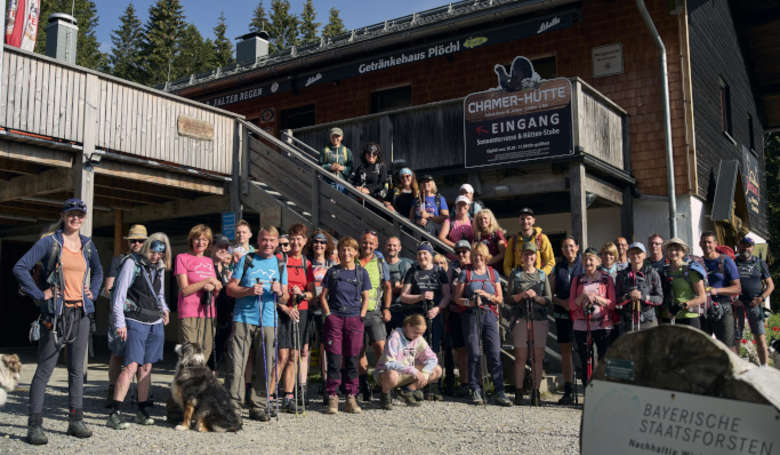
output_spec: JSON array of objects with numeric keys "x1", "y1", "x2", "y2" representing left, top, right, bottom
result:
[{"x1": 11, "y1": 177, "x2": 775, "y2": 444}]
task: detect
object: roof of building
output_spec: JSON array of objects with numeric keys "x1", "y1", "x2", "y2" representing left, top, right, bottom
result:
[{"x1": 168, "y1": 0, "x2": 578, "y2": 95}]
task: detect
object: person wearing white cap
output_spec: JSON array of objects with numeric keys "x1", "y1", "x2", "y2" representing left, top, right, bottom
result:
[
  {"x1": 320, "y1": 127, "x2": 353, "y2": 189},
  {"x1": 458, "y1": 183, "x2": 484, "y2": 219},
  {"x1": 439, "y1": 195, "x2": 474, "y2": 249}
]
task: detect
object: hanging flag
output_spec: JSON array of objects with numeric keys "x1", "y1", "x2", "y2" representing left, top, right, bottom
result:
[{"x1": 5, "y1": 0, "x2": 39, "y2": 51}]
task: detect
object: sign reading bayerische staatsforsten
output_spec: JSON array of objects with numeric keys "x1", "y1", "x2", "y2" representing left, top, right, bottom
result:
[
  {"x1": 463, "y1": 56, "x2": 573, "y2": 168},
  {"x1": 202, "y1": 9, "x2": 580, "y2": 107}
]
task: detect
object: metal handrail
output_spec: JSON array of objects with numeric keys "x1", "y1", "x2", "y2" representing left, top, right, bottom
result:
[
  {"x1": 281, "y1": 131, "x2": 321, "y2": 158},
  {"x1": 240, "y1": 119, "x2": 454, "y2": 255}
]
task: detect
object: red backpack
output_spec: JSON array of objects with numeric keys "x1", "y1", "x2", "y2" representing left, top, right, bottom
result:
[{"x1": 465, "y1": 266, "x2": 499, "y2": 315}]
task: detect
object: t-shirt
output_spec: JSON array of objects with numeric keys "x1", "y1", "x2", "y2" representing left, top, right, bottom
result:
[
  {"x1": 646, "y1": 257, "x2": 666, "y2": 275},
  {"x1": 175, "y1": 253, "x2": 217, "y2": 319},
  {"x1": 478, "y1": 230, "x2": 506, "y2": 257},
  {"x1": 664, "y1": 264, "x2": 702, "y2": 319},
  {"x1": 232, "y1": 254, "x2": 288, "y2": 327},
  {"x1": 457, "y1": 267, "x2": 498, "y2": 315},
  {"x1": 322, "y1": 266, "x2": 371, "y2": 317},
  {"x1": 508, "y1": 269, "x2": 551, "y2": 320},
  {"x1": 310, "y1": 259, "x2": 333, "y2": 297},
  {"x1": 393, "y1": 191, "x2": 416, "y2": 219},
  {"x1": 414, "y1": 194, "x2": 448, "y2": 220},
  {"x1": 285, "y1": 256, "x2": 314, "y2": 311},
  {"x1": 107, "y1": 255, "x2": 124, "y2": 279},
  {"x1": 572, "y1": 275, "x2": 611, "y2": 331},
  {"x1": 62, "y1": 246, "x2": 86, "y2": 301},
  {"x1": 703, "y1": 255, "x2": 739, "y2": 302},
  {"x1": 387, "y1": 257, "x2": 413, "y2": 308},
  {"x1": 736, "y1": 255, "x2": 770, "y2": 302},
  {"x1": 447, "y1": 218, "x2": 474, "y2": 244},
  {"x1": 404, "y1": 265, "x2": 449, "y2": 306},
  {"x1": 360, "y1": 255, "x2": 390, "y2": 312}
]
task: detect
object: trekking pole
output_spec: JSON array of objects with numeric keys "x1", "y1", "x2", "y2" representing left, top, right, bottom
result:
[
  {"x1": 474, "y1": 295, "x2": 487, "y2": 407},
  {"x1": 272, "y1": 278, "x2": 280, "y2": 422},
  {"x1": 585, "y1": 305, "x2": 594, "y2": 384},
  {"x1": 258, "y1": 279, "x2": 271, "y2": 419},
  {"x1": 632, "y1": 272, "x2": 640, "y2": 332},
  {"x1": 292, "y1": 297, "x2": 301, "y2": 416},
  {"x1": 526, "y1": 298, "x2": 539, "y2": 406},
  {"x1": 571, "y1": 342, "x2": 579, "y2": 407}
]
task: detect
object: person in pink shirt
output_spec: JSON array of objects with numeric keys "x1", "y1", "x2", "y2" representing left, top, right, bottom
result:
[{"x1": 175, "y1": 224, "x2": 223, "y2": 364}]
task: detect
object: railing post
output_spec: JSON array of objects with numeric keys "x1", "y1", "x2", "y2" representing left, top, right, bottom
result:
[
  {"x1": 72, "y1": 73, "x2": 99, "y2": 237},
  {"x1": 569, "y1": 160, "x2": 588, "y2": 249},
  {"x1": 231, "y1": 119, "x2": 243, "y2": 222}
]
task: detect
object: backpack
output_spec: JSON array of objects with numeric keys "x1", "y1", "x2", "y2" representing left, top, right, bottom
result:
[
  {"x1": 108, "y1": 254, "x2": 143, "y2": 311},
  {"x1": 240, "y1": 252, "x2": 287, "y2": 287},
  {"x1": 327, "y1": 264, "x2": 366, "y2": 296},
  {"x1": 19, "y1": 234, "x2": 95, "y2": 306},
  {"x1": 509, "y1": 268, "x2": 546, "y2": 297},
  {"x1": 464, "y1": 266, "x2": 499, "y2": 299},
  {"x1": 416, "y1": 193, "x2": 445, "y2": 217},
  {"x1": 661, "y1": 259, "x2": 708, "y2": 316}
]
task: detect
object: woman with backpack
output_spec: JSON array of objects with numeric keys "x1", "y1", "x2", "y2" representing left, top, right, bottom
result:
[
  {"x1": 452, "y1": 243, "x2": 512, "y2": 407},
  {"x1": 305, "y1": 230, "x2": 336, "y2": 402},
  {"x1": 320, "y1": 237, "x2": 371, "y2": 414},
  {"x1": 473, "y1": 208, "x2": 507, "y2": 269},
  {"x1": 399, "y1": 242, "x2": 450, "y2": 401},
  {"x1": 106, "y1": 233, "x2": 172, "y2": 429},
  {"x1": 507, "y1": 242, "x2": 551, "y2": 405},
  {"x1": 412, "y1": 175, "x2": 449, "y2": 236},
  {"x1": 439, "y1": 195, "x2": 474, "y2": 250},
  {"x1": 569, "y1": 247, "x2": 616, "y2": 386},
  {"x1": 13, "y1": 198, "x2": 103, "y2": 445},
  {"x1": 658, "y1": 238, "x2": 707, "y2": 328},
  {"x1": 351, "y1": 142, "x2": 389, "y2": 201}
]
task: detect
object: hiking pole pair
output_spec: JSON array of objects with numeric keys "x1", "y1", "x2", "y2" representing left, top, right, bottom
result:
[
  {"x1": 257, "y1": 279, "x2": 272, "y2": 420},
  {"x1": 272, "y1": 279, "x2": 280, "y2": 422},
  {"x1": 525, "y1": 298, "x2": 540, "y2": 406},
  {"x1": 292, "y1": 295, "x2": 305, "y2": 416},
  {"x1": 473, "y1": 295, "x2": 487, "y2": 407}
]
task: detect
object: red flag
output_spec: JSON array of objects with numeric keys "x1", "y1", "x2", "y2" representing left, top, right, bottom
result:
[{"x1": 5, "y1": 0, "x2": 39, "y2": 51}]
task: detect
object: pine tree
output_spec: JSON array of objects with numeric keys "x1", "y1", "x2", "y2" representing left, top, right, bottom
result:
[
  {"x1": 141, "y1": 0, "x2": 186, "y2": 86},
  {"x1": 249, "y1": 1, "x2": 270, "y2": 33},
  {"x1": 35, "y1": 0, "x2": 106, "y2": 69},
  {"x1": 172, "y1": 24, "x2": 214, "y2": 80},
  {"x1": 298, "y1": 0, "x2": 319, "y2": 45},
  {"x1": 212, "y1": 12, "x2": 235, "y2": 68},
  {"x1": 321, "y1": 7, "x2": 346, "y2": 40},
  {"x1": 108, "y1": 2, "x2": 143, "y2": 81},
  {"x1": 268, "y1": 0, "x2": 298, "y2": 53}
]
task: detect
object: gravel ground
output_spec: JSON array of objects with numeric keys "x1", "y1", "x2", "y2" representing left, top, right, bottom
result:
[{"x1": 0, "y1": 351, "x2": 581, "y2": 455}]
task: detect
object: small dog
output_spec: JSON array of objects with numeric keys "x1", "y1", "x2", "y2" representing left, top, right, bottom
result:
[
  {"x1": 0, "y1": 354, "x2": 22, "y2": 406},
  {"x1": 169, "y1": 343, "x2": 241, "y2": 432}
]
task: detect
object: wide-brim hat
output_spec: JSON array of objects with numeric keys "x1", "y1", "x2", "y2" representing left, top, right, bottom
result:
[
  {"x1": 124, "y1": 224, "x2": 148, "y2": 240},
  {"x1": 663, "y1": 237, "x2": 690, "y2": 255}
]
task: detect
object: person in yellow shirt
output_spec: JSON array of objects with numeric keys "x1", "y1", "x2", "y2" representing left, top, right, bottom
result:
[{"x1": 503, "y1": 208, "x2": 555, "y2": 277}]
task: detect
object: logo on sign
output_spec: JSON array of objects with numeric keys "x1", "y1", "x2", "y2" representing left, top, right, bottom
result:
[
  {"x1": 537, "y1": 16, "x2": 561, "y2": 34},
  {"x1": 305, "y1": 73, "x2": 323, "y2": 87},
  {"x1": 463, "y1": 36, "x2": 488, "y2": 49},
  {"x1": 271, "y1": 82, "x2": 279, "y2": 93}
]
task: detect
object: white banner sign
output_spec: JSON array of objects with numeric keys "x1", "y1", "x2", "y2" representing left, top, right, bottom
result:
[{"x1": 582, "y1": 380, "x2": 780, "y2": 455}]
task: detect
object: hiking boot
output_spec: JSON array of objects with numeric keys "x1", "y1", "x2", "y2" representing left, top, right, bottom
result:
[
  {"x1": 413, "y1": 389, "x2": 424, "y2": 401},
  {"x1": 443, "y1": 375, "x2": 456, "y2": 396},
  {"x1": 249, "y1": 407, "x2": 269, "y2": 422},
  {"x1": 514, "y1": 391, "x2": 523, "y2": 406},
  {"x1": 282, "y1": 396, "x2": 295, "y2": 414},
  {"x1": 27, "y1": 415, "x2": 47, "y2": 445},
  {"x1": 397, "y1": 388, "x2": 421, "y2": 407},
  {"x1": 67, "y1": 420, "x2": 93, "y2": 439},
  {"x1": 429, "y1": 382, "x2": 444, "y2": 401},
  {"x1": 558, "y1": 383, "x2": 575, "y2": 405},
  {"x1": 493, "y1": 392, "x2": 512, "y2": 407},
  {"x1": 344, "y1": 395, "x2": 362, "y2": 414},
  {"x1": 105, "y1": 384, "x2": 115, "y2": 408},
  {"x1": 424, "y1": 385, "x2": 433, "y2": 401},
  {"x1": 326, "y1": 395, "x2": 339, "y2": 415},
  {"x1": 379, "y1": 392, "x2": 393, "y2": 410},
  {"x1": 107, "y1": 412, "x2": 130, "y2": 430},
  {"x1": 135, "y1": 410, "x2": 154, "y2": 425},
  {"x1": 471, "y1": 389, "x2": 484, "y2": 405}
]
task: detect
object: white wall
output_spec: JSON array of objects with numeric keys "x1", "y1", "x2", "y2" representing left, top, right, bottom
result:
[{"x1": 497, "y1": 206, "x2": 621, "y2": 249}]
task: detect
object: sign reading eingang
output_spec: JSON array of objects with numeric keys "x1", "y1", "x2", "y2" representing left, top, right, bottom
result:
[{"x1": 463, "y1": 56, "x2": 573, "y2": 169}]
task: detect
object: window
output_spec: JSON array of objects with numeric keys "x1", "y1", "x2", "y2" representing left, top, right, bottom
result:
[
  {"x1": 720, "y1": 78, "x2": 732, "y2": 136},
  {"x1": 280, "y1": 104, "x2": 315, "y2": 130},
  {"x1": 747, "y1": 114, "x2": 755, "y2": 151},
  {"x1": 371, "y1": 86, "x2": 411, "y2": 113}
]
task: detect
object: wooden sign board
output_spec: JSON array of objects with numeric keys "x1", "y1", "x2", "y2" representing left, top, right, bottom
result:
[{"x1": 177, "y1": 116, "x2": 214, "y2": 141}]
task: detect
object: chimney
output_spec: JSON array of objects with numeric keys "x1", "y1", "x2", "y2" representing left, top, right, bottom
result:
[
  {"x1": 235, "y1": 31, "x2": 270, "y2": 66},
  {"x1": 45, "y1": 13, "x2": 78, "y2": 65}
]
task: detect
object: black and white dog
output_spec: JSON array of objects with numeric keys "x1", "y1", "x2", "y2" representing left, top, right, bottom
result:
[{"x1": 169, "y1": 343, "x2": 241, "y2": 432}]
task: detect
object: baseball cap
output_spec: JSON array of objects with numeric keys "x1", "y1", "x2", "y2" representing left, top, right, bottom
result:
[
  {"x1": 62, "y1": 198, "x2": 86, "y2": 213},
  {"x1": 459, "y1": 183, "x2": 474, "y2": 194},
  {"x1": 522, "y1": 241, "x2": 538, "y2": 253},
  {"x1": 454, "y1": 240, "x2": 471, "y2": 251},
  {"x1": 455, "y1": 195, "x2": 470, "y2": 206},
  {"x1": 213, "y1": 234, "x2": 231, "y2": 249},
  {"x1": 328, "y1": 127, "x2": 343, "y2": 137},
  {"x1": 518, "y1": 207, "x2": 534, "y2": 216},
  {"x1": 419, "y1": 174, "x2": 434, "y2": 182},
  {"x1": 628, "y1": 242, "x2": 646, "y2": 254},
  {"x1": 417, "y1": 241, "x2": 434, "y2": 254},
  {"x1": 740, "y1": 237, "x2": 755, "y2": 245},
  {"x1": 399, "y1": 168, "x2": 413, "y2": 177}
]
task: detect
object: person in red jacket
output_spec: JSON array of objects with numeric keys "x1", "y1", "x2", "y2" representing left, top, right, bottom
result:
[{"x1": 569, "y1": 247, "x2": 616, "y2": 386}]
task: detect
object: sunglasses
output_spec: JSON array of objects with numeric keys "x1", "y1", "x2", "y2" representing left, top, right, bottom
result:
[
  {"x1": 363, "y1": 230, "x2": 378, "y2": 237},
  {"x1": 66, "y1": 212, "x2": 86, "y2": 219},
  {"x1": 313, "y1": 240, "x2": 327, "y2": 245},
  {"x1": 129, "y1": 239, "x2": 145, "y2": 244},
  {"x1": 279, "y1": 243, "x2": 290, "y2": 247}
]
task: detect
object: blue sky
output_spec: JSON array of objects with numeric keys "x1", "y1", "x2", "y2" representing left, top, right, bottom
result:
[{"x1": 95, "y1": 0, "x2": 444, "y2": 53}]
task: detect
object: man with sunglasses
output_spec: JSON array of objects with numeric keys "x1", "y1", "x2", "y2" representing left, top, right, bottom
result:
[
  {"x1": 277, "y1": 234, "x2": 291, "y2": 255},
  {"x1": 102, "y1": 224, "x2": 148, "y2": 406},
  {"x1": 357, "y1": 230, "x2": 391, "y2": 402}
]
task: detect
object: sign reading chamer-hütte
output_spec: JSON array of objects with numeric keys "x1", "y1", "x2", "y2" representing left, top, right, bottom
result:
[{"x1": 463, "y1": 56, "x2": 573, "y2": 168}]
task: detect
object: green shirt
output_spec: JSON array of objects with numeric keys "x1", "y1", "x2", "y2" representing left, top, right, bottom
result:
[
  {"x1": 360, "y1": 256, "x2": 388, "y2": 312},
  {"x1": 663, "y1": 264, "x2": 702, "y2": 319}
]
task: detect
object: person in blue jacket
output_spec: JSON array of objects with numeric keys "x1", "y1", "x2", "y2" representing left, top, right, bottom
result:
[{"x1": 13, "y1": 198, "x2": 103, "y2": 445}]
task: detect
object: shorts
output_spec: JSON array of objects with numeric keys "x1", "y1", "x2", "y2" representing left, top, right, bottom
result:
[
  {"x1": 278, "y1": 309, "x2": 311, "y2": 350},
  {"x1": 363, "y1": 312, "x2": 387, "y2": 345},
  {"x1": 735, "y1": 304, "x2": 766, "y2": 338},
  {"x1": 107, "y1": 324, "x2": 125, "y2": 357},
  {"x1": 447, "y1": 311, "x2": 466, "y2": 349},
  {"x1": 123, "y1": 319, "x2": 164, "y2": 366},
  {"x1": 512, "y1": 319, "x2": 548, "y2": 349},
  {"x1": 555, "y1": 316, "x2": 573, "y2": 344},
  {"x1": 702, "y1": 303, "x2": 736, "y2": 348}
]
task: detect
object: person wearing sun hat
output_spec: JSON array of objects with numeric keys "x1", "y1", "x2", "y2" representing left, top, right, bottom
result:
[
  {"x1": 658, "y1": 237, "x2": 707, "y2": 328},
  {"x1": 103, "y1": 224, "x2": 148, "y2": 406},
  {"x1": 13, "y1": 198, "x2": 103, "y2": 444}
]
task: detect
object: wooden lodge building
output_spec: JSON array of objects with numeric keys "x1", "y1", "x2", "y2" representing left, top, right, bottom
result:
[{"x1": 172, "y1": 0, "x2": 777, "y2": 253}]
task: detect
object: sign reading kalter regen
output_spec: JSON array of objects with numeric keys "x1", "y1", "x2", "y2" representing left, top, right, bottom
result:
[{"x1": 463, "y1": 56, "x2": 573, "y2": 168}]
